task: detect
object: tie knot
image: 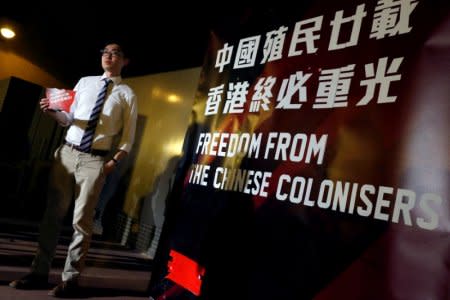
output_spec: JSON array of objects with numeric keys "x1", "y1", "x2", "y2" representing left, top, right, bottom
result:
[{"x1": 103, "y1": 78, "x2": 112, "y2": 86}]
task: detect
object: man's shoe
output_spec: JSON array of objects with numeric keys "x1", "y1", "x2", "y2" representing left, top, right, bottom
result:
[
  {"x1": 9, "y1": 273, "x2": 48, "y2": 290},
  {"x1": 48, "y1": 280, "x2": 80, "y2": 298}
]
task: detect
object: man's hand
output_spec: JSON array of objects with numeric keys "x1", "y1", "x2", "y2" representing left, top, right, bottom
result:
[
  {"x1": 40, "y1": 98, "x2": 70, "y2": 126},
  {"x1": 40, "y1": 98, "x2": 51, "y2": 112},
  {"x1": 103, "y1": 160, "x2": 116, "y2": 176}
]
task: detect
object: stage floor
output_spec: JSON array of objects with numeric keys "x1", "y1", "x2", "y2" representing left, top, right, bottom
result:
[{"x1": 0, "y1": 218, "x2": 152, "y2": 299}]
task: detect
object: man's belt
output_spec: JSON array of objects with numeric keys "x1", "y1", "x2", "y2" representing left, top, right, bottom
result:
[{"x1": 64, "y1": 141, "x2": 109, "y2": 157}]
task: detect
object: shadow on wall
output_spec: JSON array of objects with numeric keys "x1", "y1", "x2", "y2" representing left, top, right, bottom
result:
[{"x1": 136, "y1": 155, "x2": 181, "y2": 257}]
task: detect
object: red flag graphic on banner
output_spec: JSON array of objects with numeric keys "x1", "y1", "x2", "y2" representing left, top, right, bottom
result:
[{"x1": 166, "y1": 250, "x2": 205, "y2": 296}]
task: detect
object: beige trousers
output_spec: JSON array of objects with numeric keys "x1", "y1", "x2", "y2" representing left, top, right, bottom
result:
[{"x1": 31, "y1": 144, "x2": 106, "y2": 282}]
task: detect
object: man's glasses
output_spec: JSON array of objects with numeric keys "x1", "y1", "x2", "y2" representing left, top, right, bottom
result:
[{"x1": 100, "y1": 49, "x2": 123, "y2": 57}]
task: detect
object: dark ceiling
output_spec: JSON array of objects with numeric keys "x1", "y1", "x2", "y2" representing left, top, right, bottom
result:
[
  {"x1": 1, "y1": 5, "x2": 250, "y2": 86},
  {"x1": 2, "y1": 4, "x2": 305, "y2": 87}
]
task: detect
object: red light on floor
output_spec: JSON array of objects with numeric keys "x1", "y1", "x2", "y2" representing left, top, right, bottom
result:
[{"x1": 166, "y1": 249, "x2": 205, "y2": 296}]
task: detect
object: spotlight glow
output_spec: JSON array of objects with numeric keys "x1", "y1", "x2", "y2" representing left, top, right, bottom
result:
[
  {"x1": 167, "y1": 94, "x2": 180, "y2": 103},
  {"x1": 1, "y1": 27, "x2": 15, "y2": 39}
]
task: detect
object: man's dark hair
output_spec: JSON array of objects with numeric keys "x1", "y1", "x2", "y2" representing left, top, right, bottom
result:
[{"x1": 102, "y1": 40, "x2": 129, "y2": 58}]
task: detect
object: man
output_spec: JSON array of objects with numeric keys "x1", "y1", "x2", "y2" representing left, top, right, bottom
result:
[{"x1": 9, "y1": 42, "x2": 138, "y2": 298}]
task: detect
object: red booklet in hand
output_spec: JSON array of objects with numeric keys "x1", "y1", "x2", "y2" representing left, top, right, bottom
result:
[{"x1": 45, "y1": 88, "x2": 75, "y2": 112}]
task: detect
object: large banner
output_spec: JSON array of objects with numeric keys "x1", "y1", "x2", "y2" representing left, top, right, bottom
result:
[{"x1": 151, "y1": 1, "x2": 449, "y2": 299}]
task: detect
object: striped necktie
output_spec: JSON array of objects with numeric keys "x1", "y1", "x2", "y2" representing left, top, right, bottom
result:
[{"x1": 78, "y1": 78, "x2": 112, "y2": 152}]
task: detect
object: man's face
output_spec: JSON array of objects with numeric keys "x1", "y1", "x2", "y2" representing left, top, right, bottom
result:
[{"x1": 101, "y1": 43, "x2": 127, "y2": 75}]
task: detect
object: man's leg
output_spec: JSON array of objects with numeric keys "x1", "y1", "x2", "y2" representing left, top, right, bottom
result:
[
  {"x1": 32, "y1": 146, "x2": 76, "y2": 275},
  {"x1": 62, "y1": 153, "x2": 105, "y2": 282},
  {"x1": 10, "y1": 145, "x2": 75, "y2": 289}
]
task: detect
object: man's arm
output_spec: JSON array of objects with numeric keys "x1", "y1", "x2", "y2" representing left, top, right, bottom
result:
[
  {"x1": 116, "y1": 92, "x2": 138, "y2": 154},
  {"x1": 112, "y1": 149, "x2": 127, "y2": 164},
  {"x1": 103, "y1": 149, "x2": 127, "y2": 175},
  {"x1": 104, "y1": 89, "x2": 137, "y2": 174},
  {"x1": 40, "y1": 98, "x2": 72, "y2": 126}
]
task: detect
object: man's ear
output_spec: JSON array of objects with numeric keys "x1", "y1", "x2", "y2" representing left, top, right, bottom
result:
[{"x1": 123, "y1": 57, "x2": 130, "y2": 67}]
